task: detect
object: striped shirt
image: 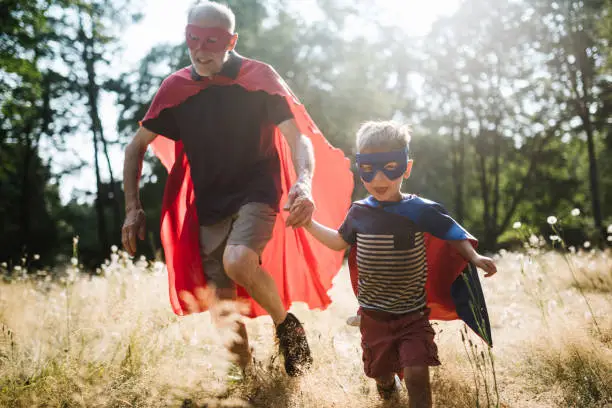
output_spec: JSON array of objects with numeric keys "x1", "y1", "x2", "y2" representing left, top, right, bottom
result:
[{"x1": 340, "y1": 203, "x2": 429, "y2": 314}]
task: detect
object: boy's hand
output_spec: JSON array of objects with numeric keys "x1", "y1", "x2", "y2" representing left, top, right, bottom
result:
[
  {"x1": 471, "y1": 255, "x2": 497, "y2": 277},
  {"x1": 284, "y1": 180, "x2": 315, "y2": 228}
]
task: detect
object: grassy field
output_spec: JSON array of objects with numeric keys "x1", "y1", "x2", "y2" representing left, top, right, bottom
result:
[{"x1": 1, "y1": 245, "x2": 611, "y2": 407}]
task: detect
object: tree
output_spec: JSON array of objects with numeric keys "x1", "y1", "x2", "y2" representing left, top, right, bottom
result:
[
  {"x1": 415, "y1": 0, "x2": 568, "y2": 249},
  {"x1": 52, "y1": 0, "x2": 141, "y2": 258},
  {"x1": 531, "y1": 0, "x2": 609, "y2": 243},
  {"x1": 0, "y1": 0, "x2": 71, "y2": 264}
]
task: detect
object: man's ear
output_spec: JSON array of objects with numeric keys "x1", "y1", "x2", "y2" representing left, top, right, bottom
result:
[
  {"x1": 404, "y1": 160, "x2": 413, "y2": 179},
  {"x1": 227, "y1": 33, "x2": 238, "y2": 51}
]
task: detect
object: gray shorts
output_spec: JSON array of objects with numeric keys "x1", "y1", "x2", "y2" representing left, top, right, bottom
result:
[{"x1": 199, "y1": 202, "x2": 277, "y2": 289}]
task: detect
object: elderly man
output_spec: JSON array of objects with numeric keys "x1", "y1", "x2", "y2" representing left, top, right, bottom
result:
[{"x1": 121, "y1": 1, "x2": 352, "y2": 376}]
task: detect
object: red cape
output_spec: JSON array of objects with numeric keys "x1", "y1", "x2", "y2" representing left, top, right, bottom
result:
[{"x1": 143, "y1": 58, "x2": 354, "y2": 317}]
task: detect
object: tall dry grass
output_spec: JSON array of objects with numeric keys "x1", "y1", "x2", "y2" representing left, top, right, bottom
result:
[{"x1": 0, "y1": 245, "x2": 611, "y2": 407}]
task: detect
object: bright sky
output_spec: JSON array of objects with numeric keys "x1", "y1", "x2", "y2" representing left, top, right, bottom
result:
[{"x1": 58, "y1": 0, "x2": 459, "y2": 204}]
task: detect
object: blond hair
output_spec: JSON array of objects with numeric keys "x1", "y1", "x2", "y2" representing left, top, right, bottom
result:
[{"x1": 356, "y1": 121, "x2": 412, "y2": 153}]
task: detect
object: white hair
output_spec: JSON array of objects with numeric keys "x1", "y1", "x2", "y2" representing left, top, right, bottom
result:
[{"x1": 188, "y1": 1, "x2": 236, "y2": 32}]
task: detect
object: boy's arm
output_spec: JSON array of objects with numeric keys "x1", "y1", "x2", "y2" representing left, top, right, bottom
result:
[
  {"x1": 305, "y1": 220, "x2": 350, "y2": 251},
  {"x1": 449, "y1": 240, "x2": 497, "y2": 277}
]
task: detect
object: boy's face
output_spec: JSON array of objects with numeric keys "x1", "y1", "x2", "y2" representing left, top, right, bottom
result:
[
  {"x1": 356, "y1": 148, "x2": 413, "y2": 202},
  {"x1": 186, "y1": 21, "x2": 237, "y2": 77}
]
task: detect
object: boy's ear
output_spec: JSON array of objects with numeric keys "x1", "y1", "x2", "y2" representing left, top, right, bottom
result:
[
  {"x1": 404, "y1": 160, "x2": 413, "y2": 179},
  {"x1": 227, "y1": 33, "x2": 239, "y2": 51}
]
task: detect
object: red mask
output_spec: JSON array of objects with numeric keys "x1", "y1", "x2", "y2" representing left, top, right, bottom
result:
[{"x1": 185, "y1": 25, "x2": 234, "y2": 53}]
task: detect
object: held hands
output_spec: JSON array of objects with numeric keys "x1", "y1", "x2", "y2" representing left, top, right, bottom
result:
[
  {"x1": 471, "y1": 254, "x2": 497, "y2": 277},
  {"x1": 121, "y1": 208, "x2": 146, "y2": 256},
  {"x1": 284, "y1": 179, "x2": 315, "y2": 228}
]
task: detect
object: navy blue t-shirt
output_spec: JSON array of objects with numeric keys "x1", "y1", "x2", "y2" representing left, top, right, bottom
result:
[{"x1": 142, "y1": 52, "x2": 294, "y2": 225}]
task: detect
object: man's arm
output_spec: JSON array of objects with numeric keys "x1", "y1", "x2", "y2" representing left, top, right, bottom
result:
[
  {"x1": 122, "y1": 126, "x2": 157, "y2": 255},
  {"x1": 277, "y1": 118, "x2": 315, "y2": 228},
  {"x1": 304, "y1": 220, "x2": 350, "y2": 251}
]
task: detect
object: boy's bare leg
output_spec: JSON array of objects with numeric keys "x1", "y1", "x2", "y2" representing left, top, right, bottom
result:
[
  {"x1": 403, "y1": 366, "x2": 432, "y2": 408},
  {"x1": 375, "y1": 373, "x2": 396, "y2": 387},
  {"x1": 375, "y1": 373, "x2": 400, "y2": 400}
]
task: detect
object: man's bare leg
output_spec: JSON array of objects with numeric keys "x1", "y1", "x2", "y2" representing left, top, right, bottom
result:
[
  {"x1": 404, "y1": 366, "x2": 432, "y2": 408},
  {"x1": 224, "y1": 244, "x2": 312, "y2": 376},
  {"x1": 223, "y1": 245, "x2": 287, "y2": 324},
  {"x1": 212, "y1": 287, "x2": 252, "y2": 369}
]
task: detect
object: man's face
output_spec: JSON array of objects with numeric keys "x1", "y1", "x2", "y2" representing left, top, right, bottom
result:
[
  {"x1": 356, "y1": 148, "x2": 412, "y2": 202},
  {"x1": 186, "y1": 23, "x2": 237, "y2": 77}
]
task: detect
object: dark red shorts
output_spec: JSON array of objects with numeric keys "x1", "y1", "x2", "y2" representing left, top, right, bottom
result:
[{"x1": 360, "y1": 307, "x2": 441, "y2": 378}]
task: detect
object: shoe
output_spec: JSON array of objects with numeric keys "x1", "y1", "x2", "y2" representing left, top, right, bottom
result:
[
  {"x1": 376, "y1": 375, "x2": 401, "y2": 400},
  {"x1": 275, "y1": 313, "x2": 313, "y2": 376}
]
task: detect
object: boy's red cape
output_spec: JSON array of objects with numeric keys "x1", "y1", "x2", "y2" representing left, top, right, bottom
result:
[{"x1": 142, "y1": 57, "x2": 354, "y2": 317}]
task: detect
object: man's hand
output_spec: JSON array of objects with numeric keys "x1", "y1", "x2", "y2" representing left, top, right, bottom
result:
[
  {"x1": 121, "y1": 208, "x2": 146, "y2": 256},
  {"x1": 471, "y1": 255, "x2": 497, "y2": 277},
  {"x1": 284, "y1": 180, "x2": 315, "y2": 228}
]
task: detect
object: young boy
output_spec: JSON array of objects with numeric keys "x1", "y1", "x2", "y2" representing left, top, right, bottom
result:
[{"x1": 304, "y1": 121, "x2": 497, "y2": 406}]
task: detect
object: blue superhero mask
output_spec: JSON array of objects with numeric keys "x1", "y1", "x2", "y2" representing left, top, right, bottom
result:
[{"x1": 355, "y1": 149, "x2": 409, "y2": 182}]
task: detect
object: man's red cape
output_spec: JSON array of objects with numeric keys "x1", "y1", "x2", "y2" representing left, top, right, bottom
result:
[{"x1": 142, "y1": 58, "x2": 353, "y2": 317}]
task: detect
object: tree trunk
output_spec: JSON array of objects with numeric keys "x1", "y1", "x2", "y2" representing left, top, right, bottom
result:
[
  {"x1": 583, "y1": 113, "x2": 605, "y2": 243},
  {"x1": 19, "y1": 135, "x2": 33, "y2": 258},
  {"x1": 452, "y1": 125, "x2": 466, "y2": 223},
  {"x1": 79, "y1": 16, "x2": 108, "y2": 255}
]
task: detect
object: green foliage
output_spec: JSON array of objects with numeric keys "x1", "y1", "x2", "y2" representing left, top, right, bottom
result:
[{"x1": 2, "y1": 0, "x2": 612, "y2": 265}]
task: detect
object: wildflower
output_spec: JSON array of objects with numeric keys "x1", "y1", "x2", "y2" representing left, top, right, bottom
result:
[
  {"x1": 111, "y1": 245, "x2": 118, "y2": 253},
  {"x1": 549, "y1": 235, "x2": 560, "y2": 242},
  {"x1": 73, "y1": 236, "x2": 79, "y2": 245},
  {"x1": 529, "y1": 234, "x2": 539, "y2": 246},
  {"x1": 571, "y1": 208, "x2": 580, "y2": 216},
  {"x1": 583, "y1": 241, "x2": 591, "y2": 249},
  {"x1": 1, "y1": 262, "x2": 6, "y2": 268},
  {"x1": 607, "y1": 236, "x2": 612, "y2": 242},
  {"x1": 547, "y1": 216, "x2": 557, "y2": 225},
  {"x1": 568, "y1": 246, "x2": 576, "y2": 253},
  {"x1": 70, "y1": 257, "x2": 78, "y2": 266},
  {"x1": 608, "y1": 225, "x2": 612, "y2": 234},
  {"x1": 33, "y1": 254, "x2": 40, "y2": 260},
  {"x1": 513, "y1": 221, "x2": 522, "y2": 229},
  {"x1": 14, "y1": 266, "x2": 22, "y2": 271}
]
